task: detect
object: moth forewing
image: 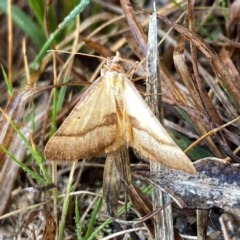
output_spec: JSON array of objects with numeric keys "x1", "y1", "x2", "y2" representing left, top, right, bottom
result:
[
  {"x1": 44, "y1": 74, "x2": 124, "y2": 161},
  {"x1": 118, "y1": 75, "x2": 196, "y2": 174},
  {"x1": 44, "y1": 57, "x2": 196, "y2": 174}
]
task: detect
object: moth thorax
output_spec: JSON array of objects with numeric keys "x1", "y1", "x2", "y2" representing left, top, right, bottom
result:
[
  {"x1": 100, "y1": 64, "x2": 125, "y2": 76},
  {"x1": 108, "y1": 73, "x2": 125, "y2": 94},
  {"x1": 109, "y1": 63, "x2": 125, "y2": 73}
]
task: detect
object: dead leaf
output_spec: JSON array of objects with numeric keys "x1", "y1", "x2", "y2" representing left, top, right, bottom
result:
[
  {"x1": 25, "y1": 210, "x2": 56, "y2": 240},
  {"x1": 134, "y1": 157, "x2": 240, "y2": 209}
]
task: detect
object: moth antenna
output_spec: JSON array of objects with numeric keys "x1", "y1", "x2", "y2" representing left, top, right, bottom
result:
[
  {"x1": 47, "y1": 49, "x2": 107, "y2": 61},
  {"x1": 107, "y1": 52, "x2": 133, "y2": 65},
  {"x1": 131, "y1": 75, "x2": 148, "y2": 83},
  {"x1": 113, "y1": 51, "x2": 122, "y2": 62},
  {"x1": 126, "y1": 61, "x2": 140, "y2": 79},
  {"x1": 106, "y1": 51, "x2": 121, "y2": 66}
]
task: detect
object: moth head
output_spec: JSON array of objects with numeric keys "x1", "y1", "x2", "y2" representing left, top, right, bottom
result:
[{"x1": 101, "y1": 52, "x2": 125, "y2": 76}]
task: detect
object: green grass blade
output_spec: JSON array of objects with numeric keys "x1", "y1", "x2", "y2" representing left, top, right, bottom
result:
[
  {"x1": 27, "y1": 0, "x2": 57, "y2": 32},
  {"x1": 56, "y1": 79, "x2": 68, "y2": 112},
  {"x1": 49, "y1": 87, "x2": 58, "y2": 138},
  {"x1": 0, "y1": 108, "x2": 50, "y2": 183},
  {"x1": 84, "y1": 196, "x2": 102, "y2": 239},
  {"x1": 175, "y1": 107, "x2": 198, "y2": 134},
  {"x1": 0, "y1": 1, "x2": 46, "y2": 49},
  {"x1": 1, "y1": 66, "x2": 13, "y2": 95},
  {"x1": 169, "y1": 0, "x2": 185, "y2": 11},
  {"x1": 30, "y1": 0, "x2": 90, "y2": 71},
  {"x1": 168, "y1": 129, "x2": 214, "y2": 159},
  {"x1": 0, "y1": 145, "x2": 44, "y2": 184},
  {"x1": 87, "y1": 185, "x2": 152, "y2": 240},
  {"x1": 27, "y1": 0, "x2": 45, "y2": 27},
  {"x1": 87, "y1": 217, "x2": 112, "y2": 240},
  {"x1": 58, "y1": 161, "x2": 78, "y2": 240},
  {"x1": 75, "y1": 198, "x2": 83, "y2": 240}
]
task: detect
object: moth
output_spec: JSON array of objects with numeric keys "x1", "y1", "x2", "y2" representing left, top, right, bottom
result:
[{"x1": 44, "y1": 54, "x2": 196, "y2": 174}]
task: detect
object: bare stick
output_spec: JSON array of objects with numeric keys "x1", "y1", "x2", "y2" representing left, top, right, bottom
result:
[{"x1": 146, "y1": 3, "x2": 174, "y2": 240}]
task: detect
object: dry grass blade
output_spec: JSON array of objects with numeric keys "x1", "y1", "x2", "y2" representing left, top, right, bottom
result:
[
  {"x1": 173, "y1": 35, "x2": 221, "y2": 157},
  {"x1": 187, "y1": 0, "x2": 222, "y2": 128},
  {"x1": 188, "y1": 2, "x2": 220, "y2": 236},
  {"x1": 103, "y1": 153, "x2": 121, "y2": 217},
  {"x1": 0, "y1": 91, "x2": 28, "y2": 167},
  {"x1": 114, "y1": 147, "x2": 155, "y2": 238},
  {"x1": 226, "y1": 0, "x2": 240, "y2": 34},
  {"x1": 196, "y1": 209, "x2": 208, "y2": 240},
  {"x1": 120, "y1": 0, "x2": 147, "y2": 55},
  {"x1": 0, "y1": 91, "x2": 30, "y2": 215},
  {"x1": 146, "y1": 4, "x2": 174, "y2": 240},
  {"x1": 80, "y1": 35, "x2": 115, "y2": 57},
  {"x1": 220, "y1": 47, "x2": 240, "y2": 93},
  {"x1": 0, "y1": 128, "x2": 28, "y2": 216},
  {"x1": 131, "y1": 5, "x2": 240, "y2": 109},
  {"x1": 133, "y1": 201, "x2": 173, "y2": 225},
  {"x1": 172, "y1": 20, "x2": 239, "y2": 128},
  {"x1": 123, "y1": 32, "x2": 146, "y2": 59},
  {"x1": 184, "y1": 115, "x2": 240, "y2": 153}
]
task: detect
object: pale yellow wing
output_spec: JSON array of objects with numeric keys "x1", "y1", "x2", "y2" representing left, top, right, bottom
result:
[
  {"x1": 44, "y1": 76, "x2": 124, "y2": 161},
  {"x1": 120, "y1": 76, "x2": 196, "y2": 174}
]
